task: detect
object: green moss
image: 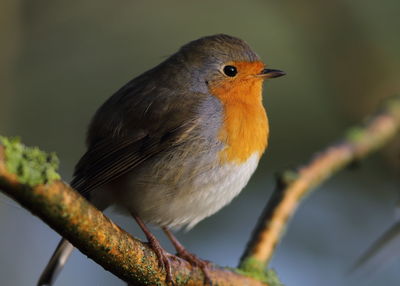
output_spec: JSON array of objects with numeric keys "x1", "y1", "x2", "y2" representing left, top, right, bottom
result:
[
  {"x1": 0, "y1": 136, "x2": 61, "y2": 186},
  {"x1": 381, "y1": 95, "x2": 400, "y2": 115},
  {"x1": 345, "y1": 127, "x2": 365, "y2": 142},
  {"x1": 235, "y1": 258, "x2": 284, "y2": 286},
  {"x1": 175, "y1": 273, "x2": 191, "y2": 285},
  {"x1": 280, "y1": 170, "x2": 298, "y2": 185}
]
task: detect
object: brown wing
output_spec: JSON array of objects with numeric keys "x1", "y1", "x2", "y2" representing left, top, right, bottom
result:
[{"x1": 71, "y1": 73, "x2": 205, "y2": 197}]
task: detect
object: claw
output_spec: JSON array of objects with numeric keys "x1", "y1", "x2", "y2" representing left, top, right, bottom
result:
[
  {"x1": 132, "y1": 214, "x2": 175, "y2": 284},
  {"x1": 176, "y1": 249, "x2": 213, "y2": 286},
  {"x1": 146, "y1": 236, "x2": 174, "y2": 284},
  {"x1": 162, "y1": 227, "x2": 213, "y2": 285}
]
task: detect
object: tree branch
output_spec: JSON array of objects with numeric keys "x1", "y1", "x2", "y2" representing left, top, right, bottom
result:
[
  {"x1": 0, "y1": 139, "x2": 270, "y2": 285},
  {"x1": 2, "y1": 96, "x2": 399, "y2": 285},
  {"x1": 240, "y1": 96, "x2": 400, "y2": 270}
]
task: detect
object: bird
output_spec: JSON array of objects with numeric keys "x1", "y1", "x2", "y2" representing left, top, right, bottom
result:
[{"x1": 37, "y1": 34, "x2": 285, "y2": 285}]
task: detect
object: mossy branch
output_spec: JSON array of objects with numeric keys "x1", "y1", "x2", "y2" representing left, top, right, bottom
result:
[
  {"x1": 0, "y1": 137, "x2": 273, "y2": 285},
  {"x1": 2, "y1": 96, "x2": 400, "y2": 285},
  {"x1": 240, "y1": 95, "x2": 400, "y2": 270}
]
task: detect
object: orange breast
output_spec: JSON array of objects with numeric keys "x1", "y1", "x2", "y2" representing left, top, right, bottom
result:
[{"x1": 210, "y1": 63, "x2": 269, "y2": 164}]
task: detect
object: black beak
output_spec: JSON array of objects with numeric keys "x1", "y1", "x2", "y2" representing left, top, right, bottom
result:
[{"x1": 260, "y1": 68, "x2": 286, "y2": 79}]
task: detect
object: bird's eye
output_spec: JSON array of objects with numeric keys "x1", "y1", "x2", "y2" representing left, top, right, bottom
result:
[{"x1": 223, "y1": 65, "x2": 237, "y2": 77}]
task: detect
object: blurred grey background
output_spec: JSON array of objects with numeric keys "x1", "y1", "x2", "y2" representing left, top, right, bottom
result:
[{"x1": 1, "y1": 0, "x2": 400, "y2": 285}]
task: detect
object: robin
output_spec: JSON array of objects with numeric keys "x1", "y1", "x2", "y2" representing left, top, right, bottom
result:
[{"x1": 37, "y1": 34, "x2": 285, "y2": 285}]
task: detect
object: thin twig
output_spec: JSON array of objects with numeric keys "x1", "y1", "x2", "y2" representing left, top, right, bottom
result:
[{"x1": 240, "y1": 95, "x2": 400, "y2": 269}]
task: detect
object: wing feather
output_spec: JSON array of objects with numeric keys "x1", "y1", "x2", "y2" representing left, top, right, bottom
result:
[{"x1": 70, "y1": 77, "x2": 205, "y2": 197}]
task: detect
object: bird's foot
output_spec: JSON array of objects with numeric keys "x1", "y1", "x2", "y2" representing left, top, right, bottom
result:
[
  {"x1": 146, "y1": 235, "x2": 175, "y2": 285},
  {"x1": 132, "y1": 214, "x2": 175, "y2": 284},
  {"x1": 176, "y1": 248, "x2": 213, "y2": 285}
]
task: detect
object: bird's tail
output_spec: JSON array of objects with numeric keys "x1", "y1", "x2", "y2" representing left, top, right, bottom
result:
[{"x1": 37, "y1": 238, "x2": 74, "y2": 286}]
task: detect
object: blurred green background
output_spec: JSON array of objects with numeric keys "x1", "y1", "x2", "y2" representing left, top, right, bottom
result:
[{"x1": 1, "y1": 0, "x2": 400, "y2": 285}]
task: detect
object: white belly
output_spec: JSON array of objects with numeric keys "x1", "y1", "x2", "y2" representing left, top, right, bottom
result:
[{"x1": 122, "y1": 152, "x2": 261, "y2": 230}]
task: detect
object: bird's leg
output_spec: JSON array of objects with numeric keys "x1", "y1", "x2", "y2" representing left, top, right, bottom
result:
[
  {"x1": 132, "y1": 214, "x2": 174, "y2": 284},
  {"x1": 162, "y1": 227, "x2": 213, "y2": 285}
]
